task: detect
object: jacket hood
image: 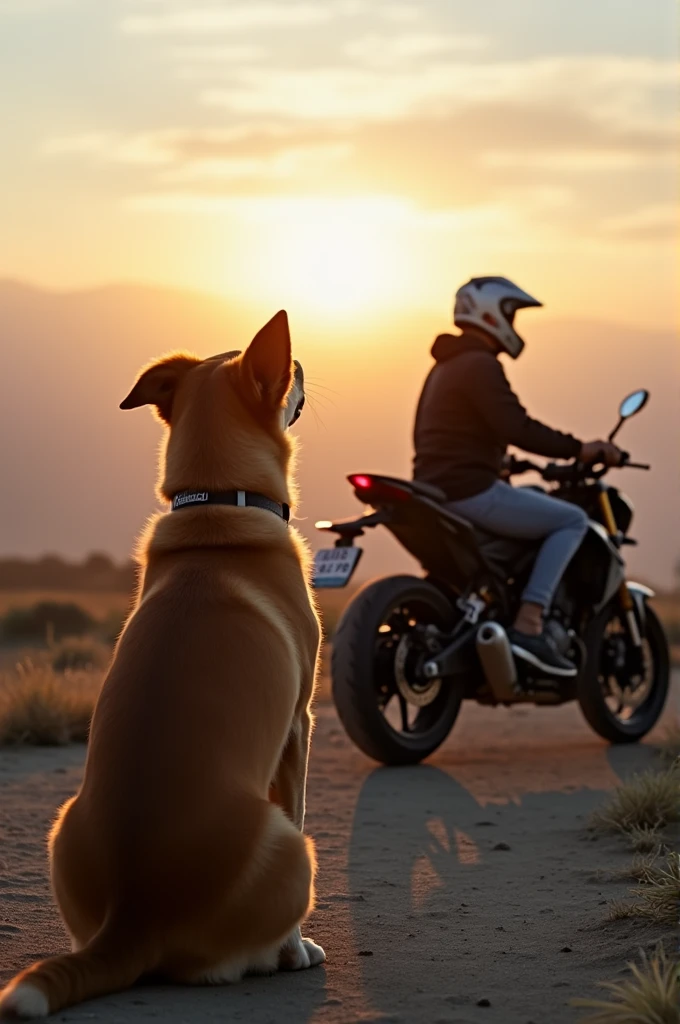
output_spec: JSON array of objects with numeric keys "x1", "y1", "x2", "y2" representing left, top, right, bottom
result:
[{"x1": 431, "y1": 331, "x2": 495, "y2": 363}]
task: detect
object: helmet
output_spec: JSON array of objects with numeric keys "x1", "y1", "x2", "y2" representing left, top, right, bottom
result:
[{"x1": 453, "y1": 276, "x2": 543, "y2": 358}]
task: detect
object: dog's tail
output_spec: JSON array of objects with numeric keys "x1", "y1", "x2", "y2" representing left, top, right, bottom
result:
[{"x1": 0, "y1": 923, "x2": 154, "y2": 1019}]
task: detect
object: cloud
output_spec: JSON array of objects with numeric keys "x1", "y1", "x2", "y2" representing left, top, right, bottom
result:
[
  {"x1": 601, "y1": 204, "x2": 679, "y2": 241},
  {"x1": 158, "y1": 143, "x2": 351, "y2": 183},
  {"x1": 345, "y1": 32, "x2": 489, "y2": 66},
  {"x1": 378, "y1": 4, "x2": 420, "y2": 22},
  {"x1": 44, "y1": 132, "x2": 177, "y2": 166},
  {"x1": 120, "y1": 2, "x2": 364, "y2": 35},
  {"x1": 201, "y1": 56, "x2": 678, "y2": 124},
  {"x1": 169, "y1": 43, "x2": 267, "y2": 66},
  {"x1": 0, "y1": 0, "x2": 75, "y2": 10},
  {"x1": 44, "y1": 95, "x2": 677, "y2": 209}
]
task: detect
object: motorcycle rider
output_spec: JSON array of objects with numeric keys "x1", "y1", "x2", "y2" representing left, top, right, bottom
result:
[{"x1": 413, "y1": 276, "x2": 622, "y2": 677}]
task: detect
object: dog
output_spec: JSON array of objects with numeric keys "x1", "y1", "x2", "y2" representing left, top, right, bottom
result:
[{"x1": 0, "y1": 310, "x2": 324, "y2": 1019}]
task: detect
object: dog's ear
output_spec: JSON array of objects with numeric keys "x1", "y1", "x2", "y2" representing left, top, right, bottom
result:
[
  {"x1": 241, "y1": 310, "x2": 292, "y2": 409},
  {"x1": 119, "y1": 355, "x2": 198, "y2": 424}
]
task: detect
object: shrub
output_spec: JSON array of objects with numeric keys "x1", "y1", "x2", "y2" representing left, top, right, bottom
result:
[
  {"x1": 573, "y1": 945, "x2": 680, "y2": 1023},
  {"x1": 590, "y1": 763, "x2": 680, "y2": 834},
  {"x1": 50, "y1": 637, "x2": 111, "y2": 673},
  {"x1": 1, "y1": 601, "x2": 95, "y2": 644},
  {"x1": 0, "y1": 660, "x2": 101, "y2": 746},
  {"x1": 629, "y1": 852, "x2": 680, "y2": 925}
]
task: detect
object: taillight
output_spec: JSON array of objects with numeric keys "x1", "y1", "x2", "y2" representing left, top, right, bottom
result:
[
  {"x1": 349, "y1": 474, "x2": 373, "y2": 491},
  {"x1": 347, "y1": 474, "x2": 410, "y2": 503}
]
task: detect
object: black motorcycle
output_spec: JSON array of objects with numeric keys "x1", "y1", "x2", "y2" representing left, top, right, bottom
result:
[{"x1": 313, "y1": 389, "x2": 669, "y2": 765}]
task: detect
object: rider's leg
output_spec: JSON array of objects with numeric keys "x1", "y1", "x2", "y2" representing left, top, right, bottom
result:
[
  {"x1": 515, "y1": 501, "x2": 589, "y2": 624},
  {"x1": 448, "y1": 482, "x2": 589, "y2": 600},
  {"x1": 514, "y1": 602, "x2": 543, "y2": 636},
  {"x1": 447, "y1": 482, "x2": 589, "y2": 673}
]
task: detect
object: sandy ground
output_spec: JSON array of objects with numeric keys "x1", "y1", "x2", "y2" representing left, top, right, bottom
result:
[{"x1": 1, "y1": 679, "x2": 678, "y2": 1024}]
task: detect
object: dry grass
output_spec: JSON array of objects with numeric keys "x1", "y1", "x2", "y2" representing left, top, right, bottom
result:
[
  {"x1": 629, "y1": 853, "x2": 680, "y2": 926},
  {"x1": 49, "y1": 636, "x2": 112, "y2": 673},
  {"x1": 0, "y1": 589, "x2": 131, "y2": 619},
  {"x1": 593, "y1": 852, "x2": 665, "y2": 884},
  {"x1": 573, "y1": 945, "x2": 680, "y2": 1023},
  {"x1": 0, "y1": 659, "x2": 101, "y2": 746},
  {"x1": 605, "y1": 853, "x2": 680, "y2": 926},
  {"x1": 591, "y1": 764, "x2": 680, "y2": 835},
  {"x1": 624, "y1": 824, "x2": 670, "y2": 854}
]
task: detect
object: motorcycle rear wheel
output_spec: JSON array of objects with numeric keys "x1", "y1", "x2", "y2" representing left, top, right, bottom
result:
[
  {"x1": 331, "y1": 575, "x2": 462, "y2": 765},
  {"x1": 578, "y1": 601, "x2": 669, "y2": 743}
]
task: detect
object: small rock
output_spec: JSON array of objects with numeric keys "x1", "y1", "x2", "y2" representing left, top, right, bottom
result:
[
  {"x1": 475, "y1": 821, "x2": 496, "y2": 827},
  {"x1": 477, "y1": 997, "x2": 491, "y2": 1007},
  {"x1": 358, "y1": 950, "x2": 373, "y2": 957},
  {"x1": 561, "y1": 946, "x2": 573, "y2": 953},
  {"x1": 493, "y1": 842, "x2": 511, "y2": 851}
]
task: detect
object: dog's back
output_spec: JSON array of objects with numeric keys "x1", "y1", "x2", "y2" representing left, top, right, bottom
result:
[{"x1": 0, "y1": 312, "x2": 323, "y2": 1019}]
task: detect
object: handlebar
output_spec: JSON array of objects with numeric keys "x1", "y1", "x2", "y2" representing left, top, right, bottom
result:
[{"x1": 505, "y1": 451, "x2": 650, "y2": 484}]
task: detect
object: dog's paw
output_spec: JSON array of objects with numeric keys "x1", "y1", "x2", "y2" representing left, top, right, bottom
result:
[
  {"x1": 279, "y1": 933, "x2": 326, "y2": 971},
  {"x1": 300, "y1": 937, "x2": 326, "y2": 968}
]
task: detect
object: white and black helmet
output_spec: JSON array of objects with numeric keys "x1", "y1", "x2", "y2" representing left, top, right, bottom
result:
[{"x1": 453, "y1": 276, "x2": 543, "y2": 358}]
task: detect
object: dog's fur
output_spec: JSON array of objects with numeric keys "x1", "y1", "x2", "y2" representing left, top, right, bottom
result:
[{"x1": 0, "y1": 311, "x2": 324, "y2": 1019}]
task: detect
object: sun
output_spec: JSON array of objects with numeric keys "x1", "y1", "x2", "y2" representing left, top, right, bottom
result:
[{"x1": 244, "y1": 196, "x2": 414, "y2": 318}]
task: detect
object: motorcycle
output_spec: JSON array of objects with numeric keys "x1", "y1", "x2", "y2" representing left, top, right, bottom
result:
[{"x1": 313, "y1": 389, "x2": 669, "y2": 765}]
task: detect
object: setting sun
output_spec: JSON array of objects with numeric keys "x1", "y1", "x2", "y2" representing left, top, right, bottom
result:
[{"x1": 240, "y1": 197, "x2": 415, "y2": 317}]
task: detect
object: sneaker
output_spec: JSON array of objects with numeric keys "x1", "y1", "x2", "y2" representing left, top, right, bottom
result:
[{"x1": 507, "y1": 628, "x2": 577, "y2": 678}]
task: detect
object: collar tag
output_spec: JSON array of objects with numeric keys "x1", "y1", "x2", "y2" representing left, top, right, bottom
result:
[{"x1": 170, "y1": 489, "x2": 289, "y2": 524}]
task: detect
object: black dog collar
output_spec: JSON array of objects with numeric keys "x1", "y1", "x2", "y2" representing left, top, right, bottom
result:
[{"x1": 171, "y1": 490, "x2": 290, "y2": 524}]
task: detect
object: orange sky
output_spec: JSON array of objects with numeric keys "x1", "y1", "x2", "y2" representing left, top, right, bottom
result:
[
  {"x1": 0, "y1": 1, "x2": 678, "y2": 585},
  {"x1": 0, "y1": 0, "x2": 678, "y2": 329}
]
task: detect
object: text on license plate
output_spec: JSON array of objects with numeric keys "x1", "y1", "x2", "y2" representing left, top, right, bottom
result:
[{"x1": 313, "y1": 546, "x2": 362, "y2": 588}]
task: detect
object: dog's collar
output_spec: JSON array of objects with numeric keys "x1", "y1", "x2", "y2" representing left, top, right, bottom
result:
[{"x1": 170, "y1": 490, "x2": 290, "y2": 524}]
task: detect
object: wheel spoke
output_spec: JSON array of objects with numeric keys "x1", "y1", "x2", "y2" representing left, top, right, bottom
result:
[{"x1": 397, "y1": 692, "x2": 410, "y2": 733}]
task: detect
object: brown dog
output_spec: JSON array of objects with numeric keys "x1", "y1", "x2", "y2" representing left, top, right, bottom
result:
[{"x1": 0, "y1": 311, "x2": 324, "y2": 1019}]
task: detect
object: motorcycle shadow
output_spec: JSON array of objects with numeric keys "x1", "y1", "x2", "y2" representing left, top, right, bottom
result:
[{"x1": 343, "y1": 756, "x2": 638, "y2": 1021}]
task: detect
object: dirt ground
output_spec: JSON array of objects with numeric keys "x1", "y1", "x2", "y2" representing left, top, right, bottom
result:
[{"x1": 1, "y1": 679, "x2": 677, "y2": 1024}]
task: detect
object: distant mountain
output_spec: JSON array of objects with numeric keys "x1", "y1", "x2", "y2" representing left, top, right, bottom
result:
[{"x1": 1, "y1": 279, "x2": 678, "y2": 587}]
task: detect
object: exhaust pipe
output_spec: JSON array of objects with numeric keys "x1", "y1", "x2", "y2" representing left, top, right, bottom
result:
[{"x1": 476, "y1": 622, "x2": 517, "y2": 703}]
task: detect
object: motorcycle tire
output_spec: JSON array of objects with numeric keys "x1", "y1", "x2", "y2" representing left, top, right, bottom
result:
[
  {"x1": 331, "y1": 575, "x2": 462, "y2": 765},
  {"x1": 578, "y1": 601, "x2": 669, "y2": 743}
]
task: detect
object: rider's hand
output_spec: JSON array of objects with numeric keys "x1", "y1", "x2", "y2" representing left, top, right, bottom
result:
[{"x1": 579, "y1": 440, "x2": 623, "y2": 466}]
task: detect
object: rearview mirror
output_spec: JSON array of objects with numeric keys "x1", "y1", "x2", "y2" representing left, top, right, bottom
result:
[{"x1": 619, "y1": 389, "x2": 649, "y2": 420}]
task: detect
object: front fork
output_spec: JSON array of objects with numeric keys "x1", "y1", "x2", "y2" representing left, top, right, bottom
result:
[{"x1": 597, "y1": 490, "x2": 644, "y2": 655}]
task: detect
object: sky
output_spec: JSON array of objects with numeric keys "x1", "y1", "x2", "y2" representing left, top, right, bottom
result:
[
  {"x1": 0, "y1": 0, "x2": 678, "y2": 329},
  {"x1": 0, "y1": 0, "x2": 678, "y2": 586}
]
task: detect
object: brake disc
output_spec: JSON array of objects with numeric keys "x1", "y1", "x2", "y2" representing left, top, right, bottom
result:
[{"x1": 394, "y1": 634, "x2": 442, "y2": 707}]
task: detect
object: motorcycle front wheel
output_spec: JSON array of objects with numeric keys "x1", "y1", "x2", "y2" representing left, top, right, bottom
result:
[
  {"x1": 331, "y1": 575, "x2": 462, "y2": 765},
  {"x1": 578, "y1": 601, "x2": 669, "y2": 743}
]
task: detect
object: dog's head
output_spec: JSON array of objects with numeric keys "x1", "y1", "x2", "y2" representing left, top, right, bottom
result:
[{"x1": 120, "y1": 310, "x2": 304, "y2": 505}]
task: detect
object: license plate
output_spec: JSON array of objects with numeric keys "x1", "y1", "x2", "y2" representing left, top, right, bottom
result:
[{"x1": 313, "y1": 546, "x2": 362, "y2": 588}]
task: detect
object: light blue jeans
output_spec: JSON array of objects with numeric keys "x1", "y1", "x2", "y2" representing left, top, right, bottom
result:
[{"x1": 447, "y1": 480, "x2": 589, "y2": 610}]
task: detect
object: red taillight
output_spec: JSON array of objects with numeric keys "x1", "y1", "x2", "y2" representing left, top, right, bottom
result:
[
  {"x1": 347, "y1": 474, "x2": 410, "y2": 503},
  {"x1": 349, "y1": 474, "x2": 373, "y2": 491}
]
